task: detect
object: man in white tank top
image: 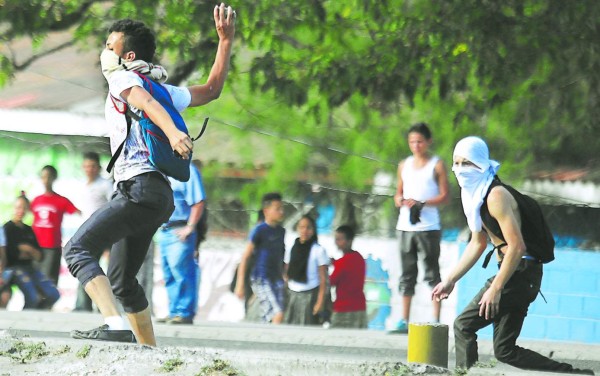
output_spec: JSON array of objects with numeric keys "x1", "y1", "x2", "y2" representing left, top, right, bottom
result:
[{"x1": 390, "y1": 123, "x2": 449, "y2": 333}]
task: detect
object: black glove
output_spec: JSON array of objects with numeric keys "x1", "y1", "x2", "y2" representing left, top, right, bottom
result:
[{"x1": 409, "y1": 201, "x2": 425, "y2": 225}]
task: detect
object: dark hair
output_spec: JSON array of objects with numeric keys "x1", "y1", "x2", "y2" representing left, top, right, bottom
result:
[
  {"x1": 257, "y1": 209, "x2": 265, "y2": 223},
  {"x1": 336, "y1": 225, "x2": 355, "y2": 241},
  {"x1": 297, "y1": 214, "x2": 318, "y2": 242},
  {"x1": 108, "y1": 19, "x2": 156, "y2": 62},
  {"x1": 407, "y1": 122, "x2": 432, "y2": 140},
  {"x1": 83, "y1": 151, "x2": 101, "y2": 165},
  {"x1": 261, "y1": 192, "x2": 282, "y2": 209},
  {"x1": 42, "y1": 165, "x2": 58, "y2": 179},
  {"x1": 17, "y1": 191, "x2": 30, "y2": 205}
]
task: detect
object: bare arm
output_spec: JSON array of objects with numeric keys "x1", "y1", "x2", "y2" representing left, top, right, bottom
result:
[
  {"x1": 432, "y1": 230, "x2": 487, "y2": 301},
  {"x1": 394, "y1": 161, "x2": 405, "y2": 208},
  {"x1": 189, "y1": 201, "x2": 205, "y2": 227},
  {"x1": 235, "y1": 241, "x2": 254, "y2": 299},
  {"x1": 176, "y1": 201, "x2": 205, "y2": 241},
  {"x1": 312, "y1": 265, "x2": 328, "y2": 315},
  {"x1": 0, "y1": 246, "x2": 6, "y2": 274},
  {"x1": 121, "y1": 86, "x2": 193, "y2": 159},
  {"x1": 448, "y1": 230, "x2": 488, "y2": 284},
  {"x1": 425, "y1": 159, "x2": 450, "y2": 206},
  {"x1": 188, "y1": 4, "x2": 236, "y2": 107},
  {"x1": 329, "y1": 259, "x2": 341, "y2": 287},
  {"x1": 478, "y1": 187, "x2": 526, "y2": 319},
  {"x1": 283, "y1": 263, "x2": 289, "y2": 283}
]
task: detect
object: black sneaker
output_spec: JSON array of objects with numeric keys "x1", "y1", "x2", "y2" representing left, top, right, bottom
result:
[{"x1": 70, "y1": 324, "x2": 136, "y2": 343}]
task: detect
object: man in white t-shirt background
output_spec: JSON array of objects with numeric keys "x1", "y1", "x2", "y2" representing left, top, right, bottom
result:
[{"x1": 74, "y1": 151, "x2": 114, "y2": 312}]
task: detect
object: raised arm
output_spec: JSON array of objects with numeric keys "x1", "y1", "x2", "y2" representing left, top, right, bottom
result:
[{"x1": 188, "y1": 3, "x2": 236, "y2": 107}]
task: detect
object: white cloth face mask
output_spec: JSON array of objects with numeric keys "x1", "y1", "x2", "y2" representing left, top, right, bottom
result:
[
  {"x1": 100, "y1": 49, "x2": 125, "y2": 81},
  {"x1": 453, "y1": 165, "x2": 484, "y2": 189}
]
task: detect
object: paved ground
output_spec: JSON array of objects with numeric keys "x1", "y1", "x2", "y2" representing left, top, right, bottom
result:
[{"x1": 0, "y1": 310, "x2": 598, "y2": 375}]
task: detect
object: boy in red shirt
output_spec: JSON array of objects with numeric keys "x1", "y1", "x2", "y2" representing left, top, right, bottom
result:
[
  {"x1": 330, "y1": 225, "x2": 367, "y2": 328},
  {"x1": 31, "y1": 165, "x2": 80, "y2": 286}
]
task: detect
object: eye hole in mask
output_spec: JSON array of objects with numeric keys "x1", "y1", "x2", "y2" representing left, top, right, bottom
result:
[{"x1": 452, "y1": 160, "x2": 481, "y2": 172}]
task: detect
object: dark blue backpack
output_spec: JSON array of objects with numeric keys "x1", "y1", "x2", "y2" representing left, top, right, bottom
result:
[{"x1": 107, "y1": 72, "x2": 207, "y2": 182}]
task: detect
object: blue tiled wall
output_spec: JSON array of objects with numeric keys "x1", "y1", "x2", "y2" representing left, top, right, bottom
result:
[{"x1": 456, "y1": 244, "x2": 600, "y2": 343}]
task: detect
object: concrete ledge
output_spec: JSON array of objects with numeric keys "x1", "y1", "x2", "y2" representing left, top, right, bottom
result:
[{"x1": 0, "y1": 310, "x2": 598, "y2": 375}]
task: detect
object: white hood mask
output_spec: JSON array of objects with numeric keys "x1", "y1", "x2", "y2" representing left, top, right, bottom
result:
[
  {"x1": 100, "y1": 49, "x2": 168, "y2": 83},
  {"x1": 452, "y1": 136, "x2": 500, "y2": 232}
]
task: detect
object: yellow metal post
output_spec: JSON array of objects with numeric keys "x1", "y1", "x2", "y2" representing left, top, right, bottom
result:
[{"x1": 407, "y1": 322, "x2": 449, "y2": 368}]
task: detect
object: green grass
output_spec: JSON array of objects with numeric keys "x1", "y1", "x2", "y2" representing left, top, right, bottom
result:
[
  {"x1": 53, "y1": 345, "x2": 71, "y2": 355},
  {"x1": 473, "y1": 359, "x2": 498, "y2": 368},
  {"x1": 382, "y1": 364, "x2": 413, "y2": 376},
  {"x1": 158, "y1": 357, "x2": 185, "y2": 372},
  {"x1": 0, "y1": 340, "x2": 50, "y2": 363},
  {"x1": 76, "y1": 344, "x2": 91, "y2": 359},
  {"x1": 451, "y1": 359, "x2": 497, "y2": 376},
  {"x1": 196, "y1": 359, "x2": 242, "y2": 376}
]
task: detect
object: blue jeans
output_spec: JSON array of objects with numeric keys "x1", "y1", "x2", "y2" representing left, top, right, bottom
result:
[
  {"x1": 3, "y1": 266, "x2": 60, "y2": 309},
  {"x1": 159, "y1": 226, "x2": 199, "y2": 319}
]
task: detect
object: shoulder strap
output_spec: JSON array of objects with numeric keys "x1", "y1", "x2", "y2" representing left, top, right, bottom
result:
[
  {"x1": 482, "y1": 242, "x2": 507, "y2": 268},
  {"x1": 106, "y1": 113, "x2": 132, "y2": 173},
  {"x1": 106, "y1": 92, "x2": 144, "y2": 173},
  {"x1": 105, "y1": 73, "x2": 154, "y2": 174}
]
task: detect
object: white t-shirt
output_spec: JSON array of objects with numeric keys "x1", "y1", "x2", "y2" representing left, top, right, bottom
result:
[
  {"x1": 105, "y1": 71, "x2": 192, "y2": 184},
  {"x1": 285, "y1": 242, "x2": 330, "y2": 292},
  {"x1": 79, "y1": 176, "x2": 114, "y2": 220}
]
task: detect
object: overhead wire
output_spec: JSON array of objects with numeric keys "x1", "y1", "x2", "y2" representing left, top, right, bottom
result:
[{"x1": 5, "y1": 66, "x2": 598, "y2": 209}]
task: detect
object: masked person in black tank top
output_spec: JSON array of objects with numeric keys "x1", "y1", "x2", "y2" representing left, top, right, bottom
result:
[{"x1": 432, "y1": 137, "x2": 593, "y2": 375}]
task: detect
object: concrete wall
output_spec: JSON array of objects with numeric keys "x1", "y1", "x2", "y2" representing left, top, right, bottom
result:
[
  {"x1": 456, "y1": 244, "x2": 600, "y2": 343},
  {"x1": 6, "y1": 232, "x2": 598, "y2": 344}
]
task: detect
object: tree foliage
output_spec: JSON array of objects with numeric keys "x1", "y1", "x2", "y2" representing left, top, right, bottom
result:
[{"x1": 1, "y1": 0, "x2": 598, "y2": 203}]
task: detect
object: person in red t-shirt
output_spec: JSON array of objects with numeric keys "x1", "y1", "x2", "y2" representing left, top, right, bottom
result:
[
  {"x1": 330, "y1": 225, "x2": 367, "y2": 329},
  {"x1": 31, "y1": 165, "x2": 80, "y2": 286}
]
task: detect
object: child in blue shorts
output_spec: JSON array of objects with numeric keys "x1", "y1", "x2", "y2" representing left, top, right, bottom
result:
[{"x1": 235, "y1": 193, "x2": 286, "y2": 323}]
